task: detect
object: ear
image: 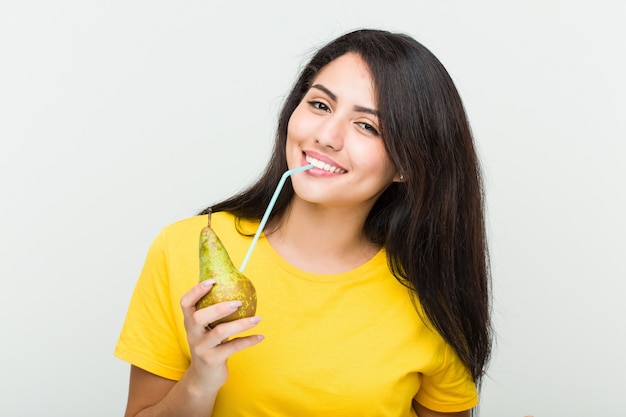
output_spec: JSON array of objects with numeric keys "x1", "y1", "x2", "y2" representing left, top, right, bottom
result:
[{"x1": 393, "y1": 173, "x2": 405, "y2": 183}]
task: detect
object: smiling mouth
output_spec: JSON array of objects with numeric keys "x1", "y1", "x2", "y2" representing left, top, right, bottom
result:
[{"x1": 305, "y1": 154, "x2": 347, "y2": 174}]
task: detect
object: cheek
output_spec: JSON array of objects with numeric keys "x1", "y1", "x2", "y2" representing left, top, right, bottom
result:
[
  {"x1": 286, "y1": 105, "x2": 305, "y2": 138},
  {"x1": 287, "y1": 103, "x2": 320, "y2": 144},
  {"x1": 285, "y1": 109, "x2": 309, "y2": 161},
  {"x1": 356, "y1": 142, "x2": 394, "y2": 174}
]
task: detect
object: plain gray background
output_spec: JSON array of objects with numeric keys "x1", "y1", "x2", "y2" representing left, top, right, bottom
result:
[{"x1": 1, "y1": 1, "x2": 624, "y2": 416}]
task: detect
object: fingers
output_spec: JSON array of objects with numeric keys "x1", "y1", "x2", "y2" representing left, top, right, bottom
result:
[
  {"x1": 181, "y1": 280, "x2": 216, "y2": 338},
  {"x1": 181, "y1": 280, "x2": 236, "y2": 331},
  {"x1": 181, "y1": 281, "x2": 263, "y2": 345},
  {"x1": 212, "y1": 333, "x2": 265, "y2": 361},
  {"x1": 198, "y1": 317, "x2": 265, "y2": 362},
  {"x1": 180, "y1": 279, "x2": 216, "y2": 314},
  {"x1": 191, "y1": 315, "x2": 264, "y2": 370},
  {"x1": 178, "y1": 281, "x2": 264, "y2": 392},
  {"x1": 205, "y1": 315, "x2": 262, "y2": 345},
  {"x1": 200, "y1": 300, "x2": 247, "y2": 334}
]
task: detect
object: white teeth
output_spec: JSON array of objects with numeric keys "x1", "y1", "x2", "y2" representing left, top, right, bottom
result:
[{"x1": 305, "y1": 155, "x2": 346, "y2": 173}]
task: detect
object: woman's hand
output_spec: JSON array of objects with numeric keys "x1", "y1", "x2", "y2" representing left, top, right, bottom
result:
[
  {"x1": 123, "y1": 280, "x2": 264, "y2": 417},
  {"x1": 180, "y1": 279, "x2": 264, "y2": 394}
]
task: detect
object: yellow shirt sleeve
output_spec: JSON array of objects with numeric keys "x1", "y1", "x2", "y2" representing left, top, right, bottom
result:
[
  {"x1": 114, "y1": 226, "x2": 192, "y2": 381},
  {"x1": 415, "y1": 342, "x2": 478, "y2": 412}
]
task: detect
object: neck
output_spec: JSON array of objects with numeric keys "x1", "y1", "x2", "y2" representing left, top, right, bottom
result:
[{"x1": 266, "y1": 198, "x2": 380, "y2": 274}]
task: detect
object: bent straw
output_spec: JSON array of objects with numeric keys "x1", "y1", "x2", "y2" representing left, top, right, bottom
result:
[{"x1": 239, "y1": 164, "x2": 314, "y2": 272}]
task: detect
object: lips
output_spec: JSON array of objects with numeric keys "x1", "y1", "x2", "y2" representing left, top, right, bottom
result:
[{"x1": 304, "y1": 153, "x2": 347, "y2": 174}]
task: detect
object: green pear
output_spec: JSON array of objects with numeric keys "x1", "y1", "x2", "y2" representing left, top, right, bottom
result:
[{"x1": 195, "y1": 211, "x2": 257, "y2": 326}]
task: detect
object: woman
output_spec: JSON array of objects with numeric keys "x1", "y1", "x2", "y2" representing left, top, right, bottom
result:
[{"x1": 115, "y1": 29, "x2": 492, "y2": 416}]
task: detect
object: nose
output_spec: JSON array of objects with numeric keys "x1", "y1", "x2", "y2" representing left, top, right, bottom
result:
[{"x1": 314, "y1": 116, "x2": 344, "y2": 151}]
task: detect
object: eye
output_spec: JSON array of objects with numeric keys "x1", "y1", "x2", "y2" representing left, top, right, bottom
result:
[
  {"x1": 308, "y1": 100, "x2": 331, "y2": 112},
  {"x1": 356, "y1": 121, "x2": 380, "y2": 136}
]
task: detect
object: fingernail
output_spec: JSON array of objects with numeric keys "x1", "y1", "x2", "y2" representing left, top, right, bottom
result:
[
  {"x1": 228, "y1": 300, "x2": 242, "y2": 308},
  {"x1": 249, "y1": 316, "x2": 262, "y2": 324},
  {"x1": 201, "y1": 279, "x2": 216, "y2": 287}
]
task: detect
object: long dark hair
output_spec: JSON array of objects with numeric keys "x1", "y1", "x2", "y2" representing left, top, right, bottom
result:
[{"x1": 203, "y1": 29, "x2": 492, "y2": 387}]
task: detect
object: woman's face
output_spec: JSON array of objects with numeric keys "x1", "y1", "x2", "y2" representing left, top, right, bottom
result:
[{"x1": 286, "y1": 52, "x2": 400, "y2": 210}]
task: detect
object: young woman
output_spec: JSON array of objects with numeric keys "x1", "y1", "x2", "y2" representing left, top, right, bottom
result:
[{"x1": 115, "y1": 29, "x2": 492, "y2": 417}]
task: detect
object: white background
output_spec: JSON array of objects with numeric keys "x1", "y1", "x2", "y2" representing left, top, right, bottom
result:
[{"x1": 1, "y1": 1, "x2": 624, "y2": 416}]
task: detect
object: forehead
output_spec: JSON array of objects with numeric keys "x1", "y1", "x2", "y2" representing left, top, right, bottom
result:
[
  {"x1": 315, "y1": 52, "x2": 371, "y2": 80},
  {"x1": 310, "y1": 53, "x2": 376, "y2": 103}
]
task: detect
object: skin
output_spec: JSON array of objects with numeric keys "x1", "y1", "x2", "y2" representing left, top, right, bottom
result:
[
  {"x1": 286, "y1": 53, "x2": 400, "y2": 212},
  {"x1": 122, "y1": 52, "x2": 472, "y2": 417},
  {"x1": 270, "y1": 52, "x2": 400, "y2": 274},
  {"x1": 123, "y1": 280, "x2": 263, "y2": 417}
]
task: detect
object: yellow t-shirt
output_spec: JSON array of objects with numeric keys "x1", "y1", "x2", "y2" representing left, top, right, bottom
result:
[{"x1": 115, "y1": 212, "x2": 478, "y2": 416}]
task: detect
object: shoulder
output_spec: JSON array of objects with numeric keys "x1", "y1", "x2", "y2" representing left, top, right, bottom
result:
[
  {"x1": 157, "y1": 212, "x2": 256, "y2": 266},
  {"x1": 159, "y1": 211, "x2": 240, "y2": 242}
]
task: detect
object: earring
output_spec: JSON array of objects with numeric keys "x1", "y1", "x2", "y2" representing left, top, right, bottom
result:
[{"x1": 399, "y1": 174, "x2": 404, "y2": 181}]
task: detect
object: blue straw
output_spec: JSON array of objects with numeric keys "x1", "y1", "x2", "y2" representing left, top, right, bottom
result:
[{"x1": 239, "y1": 164, "x2": 314, "y2": 272}]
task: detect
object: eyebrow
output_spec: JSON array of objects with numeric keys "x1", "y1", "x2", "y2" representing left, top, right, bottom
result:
[{"x1": 310, "y1": 84, "x2": 379, "y2": 117}]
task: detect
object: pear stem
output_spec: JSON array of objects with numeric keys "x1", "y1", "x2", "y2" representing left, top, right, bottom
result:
[
  {"x1": 207, "y1": 208, "x2": 212, "y2": 227},
  {"x1": 239, "y1": 164, "x2": 314, "y2": 272}
]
